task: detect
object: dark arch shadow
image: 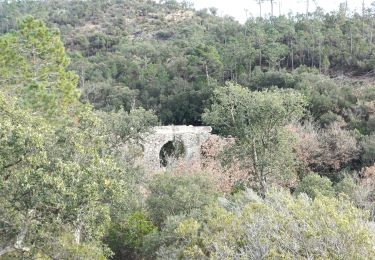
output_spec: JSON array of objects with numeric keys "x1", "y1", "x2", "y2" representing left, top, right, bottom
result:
[{"x1": 159, "y1": 139, "x2": 185, "y2": 167}]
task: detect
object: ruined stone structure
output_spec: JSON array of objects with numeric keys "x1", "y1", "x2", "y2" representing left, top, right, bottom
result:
[{"x1": 142, "y1": 125, "x2": 212, "y2": 170}]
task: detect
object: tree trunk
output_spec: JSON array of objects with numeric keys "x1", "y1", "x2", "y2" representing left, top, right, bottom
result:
[
  {"x1": 371, "y1": 17, "x2": 374, "y2": 50},
  {"x1": 362, "y1": 0, "x2": 366, "y2": 37},
  {"x1": 306, "y1": 0, "x2": 309, "y2": 16},
  {"x1": 350, "y1": 27, "x2": 353, "y2": 56},
  {"x1": 205, "y1": 64, "x2": 209, "y2": 84},
  {"x1": 249, "y1": 60, "x2": 252, "y2": 79},
  {"x1": 251, "y1": 138, "x2": 267, "y2": 198},
  {"x1": 74, "y1": 217, "x2": 84, "y2": 244},
  {"x1": 319, "y1": 41, "x2": 322, "y2": 73},
  {"x1": 0, "y1": 210, "x2": 34, "y2": 257},
  {"x1": 259, "y1": 175, "x2": 268, "y2": 198},
  {"x1": 291, "y1": 41, "x2": 294, "y2": 70}
]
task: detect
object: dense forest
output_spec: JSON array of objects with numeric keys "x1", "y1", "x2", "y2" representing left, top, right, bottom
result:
[{"x1": 1, "y1": 0, "x2": 375, "y2": 259}]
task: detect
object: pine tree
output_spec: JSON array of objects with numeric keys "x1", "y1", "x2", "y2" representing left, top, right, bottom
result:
[{"x1": 0, "y1": 16, "x2": 80, "y2": 116}]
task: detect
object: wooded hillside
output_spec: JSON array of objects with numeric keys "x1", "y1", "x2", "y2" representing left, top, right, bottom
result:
[
  {"x1": 1, "y1": 1, "x2": 375, "y2": 259},
  {"x1": 2, "y1": 0, "x2": 375, "y2": 125}
]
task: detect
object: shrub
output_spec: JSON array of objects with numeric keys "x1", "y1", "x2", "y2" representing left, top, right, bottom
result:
[
  {"x1": 295, "y1": 174, "x2": 335, "y2": 199},
  {"x1": 361, "y1": 133, "x2": 375, "y2": 166},
  {"x1": 106, "y1": 212, "x2": 156, "y2": 260},
  {"x1": 293, "y1": 122, "x2": 360, "y2": 176},
  {"x1": 155, "y1": 189, "x2": 375, "y2": 259},
  {"x1": 334, "y1": 175, "x2": 358, "y2": 201},
  {"x1": 146, "y1": 173, "x2": 217, "y2": 227}
]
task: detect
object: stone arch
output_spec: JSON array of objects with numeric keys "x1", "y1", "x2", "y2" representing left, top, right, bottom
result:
[
  {"x1": 142, "y1": 125, "x2": 212, "y2": 171},
  {"x1": 159, "y1": 139, "x2": 185, "y2": 167}
]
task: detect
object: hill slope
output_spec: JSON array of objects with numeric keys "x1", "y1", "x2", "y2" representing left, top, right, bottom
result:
[{"x1": 1, "y1": 0, "x2": 375, "y2": 126}]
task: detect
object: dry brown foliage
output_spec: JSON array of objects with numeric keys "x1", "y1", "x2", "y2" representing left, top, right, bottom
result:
[
  {"x1": 148, "y1": 135, "x2": 249, "y2": 193},
  {"x1": 291, "y1": 121, "x2": 360, "y2": 174},
  {"x1": 361, "y1": 164, "x2": 375, "y2": 180},
  {"x1": 353, "y1": 164, "x2": 375, "y2": 221},
  {"x1": 200, "y1": 135, "x2": 249, "y2": 193}
]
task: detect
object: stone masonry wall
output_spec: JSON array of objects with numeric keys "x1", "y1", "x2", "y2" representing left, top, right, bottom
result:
[{"x1": 142, "y1": 125, "x2": 212, "y2": 170}]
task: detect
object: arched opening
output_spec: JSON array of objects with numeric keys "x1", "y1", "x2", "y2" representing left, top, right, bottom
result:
[{"x1": 159, "y1": 139, "x2": 185, "y2": 167}]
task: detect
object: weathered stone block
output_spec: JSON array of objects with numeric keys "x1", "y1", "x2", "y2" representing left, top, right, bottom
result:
[{"x1": 142, "y1": 125, "x2": 212, "y2": 170}]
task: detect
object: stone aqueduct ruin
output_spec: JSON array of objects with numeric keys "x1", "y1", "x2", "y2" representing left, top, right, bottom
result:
[{"x1": 142, "y1": 125, "x2": 213, "y2": 170}]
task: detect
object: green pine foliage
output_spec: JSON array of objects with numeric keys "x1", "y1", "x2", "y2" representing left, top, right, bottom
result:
[{"x1": 0, "y1": 16, "x2": 80, "y2": 116}]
